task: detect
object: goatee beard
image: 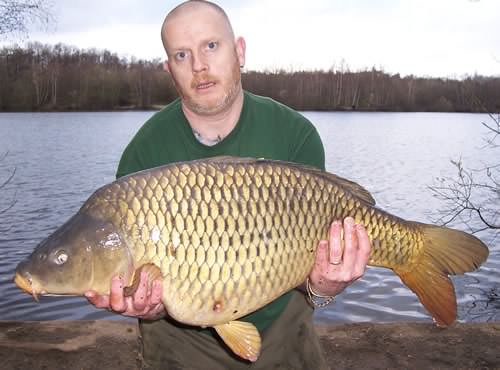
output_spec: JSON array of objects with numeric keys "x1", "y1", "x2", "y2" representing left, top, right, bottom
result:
[
  {"x1": 177, "y1": 60, "x2": 242, "y2": 116},
  {"x1": 187, "y1": 79, "x2": 240, "y2": 115}
]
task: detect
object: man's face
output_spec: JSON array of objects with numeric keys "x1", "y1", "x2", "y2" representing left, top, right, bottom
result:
[{"x1": 163, "y1": 7, "x2": 245, "y2": 116}]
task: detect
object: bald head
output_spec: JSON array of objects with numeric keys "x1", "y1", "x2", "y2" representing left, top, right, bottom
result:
[
  {"x1": 161, "y1": 1, "x2": 235, "y2": 53},
  {"x1": 158, "y1": 0, "x2": 246, "y2": 116}
]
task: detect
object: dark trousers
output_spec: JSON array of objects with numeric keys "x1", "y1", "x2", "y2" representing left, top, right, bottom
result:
[{"x1": 140, "y1": 290, "x2": 328, "y2": 370}]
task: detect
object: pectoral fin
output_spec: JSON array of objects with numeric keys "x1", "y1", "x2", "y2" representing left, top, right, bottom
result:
[
  {"x1": 214, "y1": 321, "x2": 261, "y2": 362},
  {"x1": 123, "y1": 263, "x2": 162, "y2": 297}
]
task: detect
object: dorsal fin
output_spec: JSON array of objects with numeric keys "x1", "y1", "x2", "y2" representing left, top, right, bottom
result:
[
  {"x1": 200, "y1": 155, "x2": 258, "y2": 164},
  {"x1": 313, "y1": 171, "x2": 376, "y2": 206},
  {"x1": 199, "y1": 156, "x2": 376, "y2": 206}
]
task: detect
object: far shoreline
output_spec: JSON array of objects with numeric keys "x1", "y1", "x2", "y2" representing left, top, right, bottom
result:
[{"x1": 0, "y1": 106, "x2": 494, "y2": 114}]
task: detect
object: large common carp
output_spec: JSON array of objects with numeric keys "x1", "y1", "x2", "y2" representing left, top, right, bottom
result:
[{"x1": 14, "y1": 156, "x2": 488, "y2": 361}]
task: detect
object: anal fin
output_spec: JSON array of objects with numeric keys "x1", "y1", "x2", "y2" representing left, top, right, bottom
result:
[
  {"x1": 214, "y1": 321, "x2": 261, "y2": 362},
  {"x1": 123, "y1": 263, "x2": 162, "y2": 297}
]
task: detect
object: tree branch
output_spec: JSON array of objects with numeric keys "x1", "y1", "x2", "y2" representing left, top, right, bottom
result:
[
  {"x1": 0, "y1": 0, "x2": 54, "y2": 38},
  {"x1": 429, "y1": 110, "x2": 500, "y2": 233},
  {"x1": 0, "y1": 152, "x2": 17, "y2": 214}
]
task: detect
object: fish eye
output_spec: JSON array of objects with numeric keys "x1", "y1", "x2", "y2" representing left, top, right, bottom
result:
[{"x1": 55, "y1": 251, "x2": 68, "y2": 265}]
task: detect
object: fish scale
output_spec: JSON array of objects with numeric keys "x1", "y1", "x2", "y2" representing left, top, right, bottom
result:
[
  {"x1": 122, "y1": 160, "x2": 298, "y2": 322},
  {"x1": 15, "y1": 156, "x2": 489, "y2": 362},
  {"x1": 95, "y1": 161, "x2": 357, "y2": 324}
]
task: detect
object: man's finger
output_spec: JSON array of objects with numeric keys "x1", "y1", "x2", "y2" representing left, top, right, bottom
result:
[
  {"x1": 340, "y1": 217, "x2": 357, "y2": 272},
  {"x1": 85, "y1": 290, "x2": 110, "y2": 309},
  {"x1": 109, "y1": 276, "x2": 127, "y2": 313},
  {"x1": 132, "y1": 271, "x2": 149, "y2": 311},
  {"x1": 314, "y1": 239, "x2": 329, "y2": 268},
  {"x1": 328, "y1": 220, "x2": 343, "y2": 265},
  {"x1": 353, "y1": 223, "x2": 371, "y2": 277},
  {"x1": 150, "y1": 280, "x2": 163, "y2": 306}
]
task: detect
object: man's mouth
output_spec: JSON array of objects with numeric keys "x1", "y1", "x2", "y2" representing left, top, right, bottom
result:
[{"x1": 196, "y1": 81, "x2": 216, "y2": 90}]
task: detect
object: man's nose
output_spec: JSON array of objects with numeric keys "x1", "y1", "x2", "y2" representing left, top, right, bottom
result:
[{"x1": 191, "y1": 52, "x2": 208, "y2": 73}]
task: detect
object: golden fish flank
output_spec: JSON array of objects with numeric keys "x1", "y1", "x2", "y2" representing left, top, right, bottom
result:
[{"x1": 14, "y1": 156, "x2": 489, "y2": 362}]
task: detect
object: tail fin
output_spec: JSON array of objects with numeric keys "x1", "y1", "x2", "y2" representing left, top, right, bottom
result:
[{"x1": 395, "y1": 224, "x2": 488, "y2": 326}]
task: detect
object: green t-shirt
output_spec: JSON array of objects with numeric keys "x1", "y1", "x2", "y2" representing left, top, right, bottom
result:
[{"x1": 116, "y1": 91, "x2": 325, "y2": 332}]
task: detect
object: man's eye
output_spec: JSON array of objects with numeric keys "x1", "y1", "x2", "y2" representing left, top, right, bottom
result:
[
  {"x1": 175, "y1": 51, "x2": 187, "y2": 61},
  {"x1": 207, "y1": 41, "x2": 218, "y2": 50}
]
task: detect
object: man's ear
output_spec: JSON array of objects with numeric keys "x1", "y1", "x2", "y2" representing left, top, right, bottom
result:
[
  {"x1": 235, "y1": 37, "x2": 246, "y2": 68},
  {"x1": 163, "y1": 60, "x2": 171, "y2": 74}
]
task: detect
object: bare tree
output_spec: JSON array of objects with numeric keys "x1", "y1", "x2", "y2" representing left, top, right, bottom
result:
[
  {"x1": 0, "y1": 151, "x2": 17, "y2": 215},
  {"x1": 430, "y1": 112, "x2": 500, "y2": 234},
  {"x1": 0, "y1": 0, "x2": 54, "y2": 38}
]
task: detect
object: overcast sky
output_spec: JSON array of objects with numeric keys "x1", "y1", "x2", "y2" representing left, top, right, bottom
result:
[{"x1": 6, "y1": 0, "x2": 500, "y2": 78}]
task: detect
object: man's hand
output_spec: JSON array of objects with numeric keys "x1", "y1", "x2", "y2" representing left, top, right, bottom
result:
[
  {"x1": 85, "y1": 271, "x2": 166, "y2": 320},
  {"x1": 308, "y1": 216, "x2": 371, "y2": 297}
]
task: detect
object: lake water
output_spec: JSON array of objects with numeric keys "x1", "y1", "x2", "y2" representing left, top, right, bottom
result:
[{"x1": 0, "y1": 111, "x2": 498, "y2": 324}]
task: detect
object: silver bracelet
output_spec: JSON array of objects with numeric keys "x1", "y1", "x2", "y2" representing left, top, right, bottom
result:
[{"x1": 306, "y1": 277, "x2": 335, "y2": 308}]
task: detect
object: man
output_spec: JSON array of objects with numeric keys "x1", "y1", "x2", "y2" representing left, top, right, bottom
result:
[{"x1": 86, "y1": 1, "x2": 372, "y2": 369}]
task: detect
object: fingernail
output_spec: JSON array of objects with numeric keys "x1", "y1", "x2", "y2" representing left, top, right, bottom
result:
[{"x1": 344, "y1": 216, "x2": 354, "y2": 225}]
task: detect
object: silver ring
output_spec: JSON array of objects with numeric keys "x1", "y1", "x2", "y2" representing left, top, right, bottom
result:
[{"x1": 329, "y1": 261, "x2": 341, "y2": 265}]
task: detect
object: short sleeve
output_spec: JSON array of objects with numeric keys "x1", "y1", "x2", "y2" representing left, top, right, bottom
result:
[
  {"x1": 116, "y1": 141, "x2": 145, "y2": 179},
  {"x1": 290, "y1": 120, "x2": 325, "y2": 171}
]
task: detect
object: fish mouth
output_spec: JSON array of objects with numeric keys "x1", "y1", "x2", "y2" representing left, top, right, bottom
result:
[{"x1": 14, "y1": 272, "x2": 40, "y2": 302}]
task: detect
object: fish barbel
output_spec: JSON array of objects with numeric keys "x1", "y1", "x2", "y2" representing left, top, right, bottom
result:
[{"x1": 14, "y1": 156, "x2": 489, "y2": 361}]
